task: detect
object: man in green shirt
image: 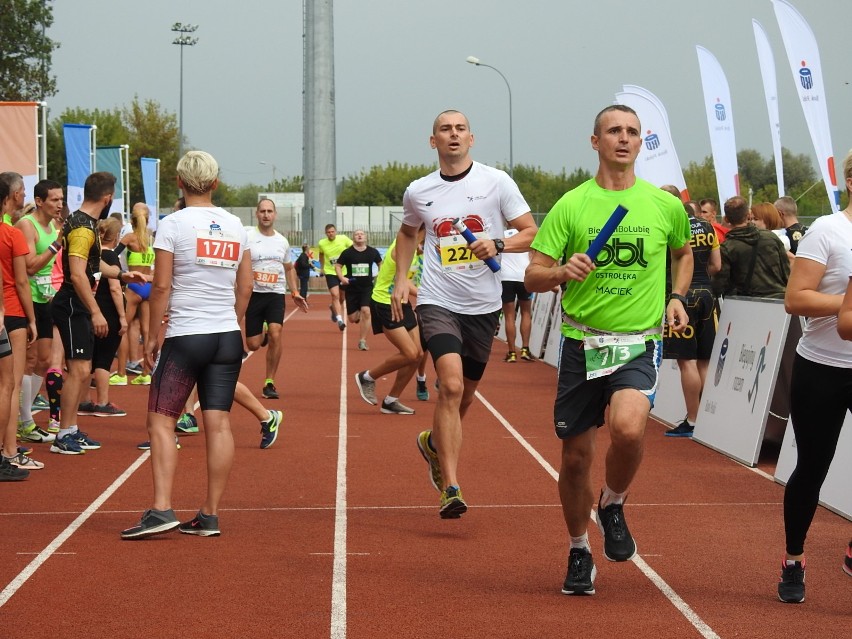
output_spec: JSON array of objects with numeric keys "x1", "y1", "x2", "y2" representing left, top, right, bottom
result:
[
  {"x1": 317, "y1": 223, "x2": 352, "y2": 330},
  {"x1": 525, "y1": 105, "x2": 693, "y2": 596}
]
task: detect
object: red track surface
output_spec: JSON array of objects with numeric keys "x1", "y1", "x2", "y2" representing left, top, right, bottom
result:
[{"x1": 1, "y1": 299, "x2": 848, "y2": 638}]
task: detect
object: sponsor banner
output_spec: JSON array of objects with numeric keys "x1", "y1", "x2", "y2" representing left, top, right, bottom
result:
[
  {"x1": 542, "y1": 296, "x2": 563, "y2": 368},
  {"x1": 64, "y1": 123, "x2": 95, "y2": 211},
  {"x1": 694, "y1": 298, "x2": 790, "y2": 466},
  {"x1": 95, "y1": 146, "x2": 125, "y2": 215},
  {"x1": 0, "y1": 102, "x2": 40, "y2": 201},
  {"x1": 772, "y1": 0, "x2": 839, "y2": 211},
  {"x1": 650, "y1": 359, "x2": 687, "y2": 427},
  {"x1": 141, "y1": 157, "x2": 160, "y2": 231},
  {"x1": 696, "y1": 46, "x2": 740, "y2": 204},
  {"x1": 616, "y1": 86, "x2": 688, "y2": 199},
  {"x1": 529, "y1": 290, "x2": 556, "y2": 360},
  {"x1": 752, "y1": 19, "x2": 785, "y2": 197}
]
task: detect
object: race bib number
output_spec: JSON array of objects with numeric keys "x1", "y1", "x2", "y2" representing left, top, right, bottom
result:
[
  {"x1": 35, "y1": 274, "x2": 55, "y2": 300},
  {"x1": 439, "y1": 232, "x2": 485, "y2": 273},
  {"x1": 583, "y1": 334, "x2": 647, "y2": 380},
  {"x1": 196, "y1": 230, "x2": 240, "y2": 269},
  {"x1": 350, "y1": 263, "x2": 370, "y2": 277},
  {"x1": 253, "y1": 268, "x2": 280, "y2": 286}
]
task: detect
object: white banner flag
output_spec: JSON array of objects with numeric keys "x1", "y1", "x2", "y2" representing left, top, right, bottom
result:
[
  {"x1": 616, "y1": 85, "x2": 688, "y2": 199},
  {"x1": 752, "y1": 19, "x2": 785, "y2": 197},
  {"x1": 696, "y1": 46, "x2": 740, "y2": 204},
  {"x1": 772, "y1": 0, "x2": 839, "y2": 211}
]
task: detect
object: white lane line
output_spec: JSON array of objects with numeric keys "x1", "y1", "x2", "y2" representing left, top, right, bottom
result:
[
  {"x1": 0, "y1": 451, "x2": 151, "y2": 609},
  {"x1": 475, "y1": 390, "x2": 722, "y2": 639},
  {"x1": 330, "y1": 326, "x2": 348, "y2": 639}
]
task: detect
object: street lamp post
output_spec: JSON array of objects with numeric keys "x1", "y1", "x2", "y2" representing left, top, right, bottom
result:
[
  {"x1": 172, "y1": 23, "x2": 199, "y2": 161},
  {"x1": 260, "y1": 161, "x2": 278, "y2": 188},
  {"x1": 466, "y1": 55, "x2": 513, "y2": 177}
]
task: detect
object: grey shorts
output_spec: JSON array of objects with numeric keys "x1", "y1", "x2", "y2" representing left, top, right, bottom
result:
[
  {"x1": 415, "y1": 303, "x2": 500, "y2": 381},
  {"x1": 554, "y1": 336, "x2": 661, "y2": 439}
]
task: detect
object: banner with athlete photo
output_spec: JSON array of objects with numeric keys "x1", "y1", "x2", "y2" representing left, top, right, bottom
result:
[
  {"x1": 0, "y1": 102, "x2": 41, "y2": 201},
  {"x1": 615, "y1": 85, "x2": 688, "y2": 198},
  {"x1": 696, "y1": 46, "x2": 740, "y2": 204},
  {"x1": 772, "y1": 0, "x2": 840, "y2": 211},
  {"x1": 752, "y1": 19, "x2": 785, "y2": 197},
  {"x1": 64, "y1": 123, "x2": 96, "y2": 211},
  {"x1": 141, "y1": 157, "x2": 160, "y2": 231}
]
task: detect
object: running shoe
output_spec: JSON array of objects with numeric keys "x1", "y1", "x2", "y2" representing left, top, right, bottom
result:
[
  {"x1": 22, "y1": 426, "x2": 55, "y2": 443},
  {"x1": 260, "y1": 410, "x2": 283, "y2": 449},
  {"x1": 0, "y1": 457, "x2": 29, "y2": 481},
  {"x1": 50, "y1": 433, "x2": 85, "y2": 455},
  {"x1": 47, "y1": 418, "x2": 60, "y2": 434},
  {"x1": 439, "y1": 485, "x2": 467, "y2": 519},
  {"x1": 125, "y1": 360, "x2": 143, "y2": 375},
  {"x1": 73, "y1": 431, "x2": 101, "y2": 450},
  {"x1": 93, "y1": 403, "x2": 126, "y2": 417},
  {"x1": 416, "y1": 380, "x2": 429, "y2": 401},
  {"x1": 354, "y1": 371, "x2": 377, "y2": 406},
  {"x1": 597, "y1": 496, "x2": 636, "y2": 562},
  {"x1": 381, "y1": 399, "x2": 414, "y2": 415},
  {"x1": 262, "y1": 382, "x2": 280, "y2": 399},
  {"x1": 78, "y1": 401, "x2": 97, "y2": 416},
  {"x1": 175, "y1": 413, "x2": 199, "y2": 434},
  {"x1": 31, "y1": 394, "x2": 50, "y2": 411},
  {"x1": 178, "y1": 510, "x2": 221, "y2": 537},
  {"x1": 131, "y1": 374, "x2": 151, "y2": 386},
  {"x1": 562, "y1": 547, "x2": 597, "y2": 595},
  {"x1": 844, "y1": 541, "x2": 852, "y2": 577},
  {"x1": 357, "y1": 339, "x2": 368, "y2": 351},
  {"x1": 16, "y1": 419, "x2": 36, "y2": 439},
  {"x1": 121, "y1": 508, "x2": 179, "y2": 540},
  {"x1": 778, "y1": 559, "x2": 806, "y2": 603},
  {"x1": 337, "y1": 319, "x2": 346, "y2": 331},
  {"x1": 108, "y1": 373, "x2": 128, "y2": 386},
  {"x1": 504, "y1": 351, "x2": 517, "y2": 363},
  {"x1": 416, "y1": 430, "x2": 442, "y2": 493},
  {"x1": 137, "y1": 436, "x2": 181, "y2": 451},
  {"x1": 17, "y1": 445, "x2": 32, "y2": 456},
  {"x1": 520, "y1": 347, "x2": 534, "y2": 361},
  {"x1": 665, "y1": 420, "x2": 695, "y2": 438},
  {"x1": 5, "y1": 452, "x2": 44, "y2": 470}
]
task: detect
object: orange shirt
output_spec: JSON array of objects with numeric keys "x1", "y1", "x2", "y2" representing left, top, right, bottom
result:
[{"x1": 0, "y1": 222, "x2": 30, "y2": 318}]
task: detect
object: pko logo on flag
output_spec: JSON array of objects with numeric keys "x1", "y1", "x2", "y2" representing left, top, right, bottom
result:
[
  {"x1": 714, "y1": 99, "x2": 726, "y2": 121},
  {"x1": 645, "y1": 131, "x2": 660, "y2": 151},
  {"x1": 799, "y1": 61, "x2": 813, "y2": 90}
]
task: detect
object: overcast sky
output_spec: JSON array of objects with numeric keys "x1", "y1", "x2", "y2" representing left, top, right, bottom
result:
[{"x1": 48, "y1": 0, "x2": 851, "y2": 196}]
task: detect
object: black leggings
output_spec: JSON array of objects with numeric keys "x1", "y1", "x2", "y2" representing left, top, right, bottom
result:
[{"x1": 783, "y1": 354, "x2": 852, "y2": 556}]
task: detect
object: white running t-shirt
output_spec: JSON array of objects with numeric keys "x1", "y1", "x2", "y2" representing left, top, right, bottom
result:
[
  {"x1": 246, "y1": 226, "x2": 291, "y2": 294},
  {"x1": 154, "y1": 206, "x2": 249, "y2": 338},
  {"x1": 499, "y1": 228, "x2": 530, "y2": 283},
  {"x1": 401, "y1": 162, "x2": 529, "y2": 314},
  {"x1": 795, "y1": 211, "x2": 852, "y2": 367}
]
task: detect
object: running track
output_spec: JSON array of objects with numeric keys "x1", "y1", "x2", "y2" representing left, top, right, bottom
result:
[{"x1": 1, "y1": 300, "x2": 848, "y2": 638}]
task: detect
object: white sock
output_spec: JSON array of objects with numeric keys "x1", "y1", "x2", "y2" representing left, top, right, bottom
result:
[
  {"x1": 362, "y1": 371, "x2": 375, "y2": 382},
  {"x1": 19, "y1": 375, "x2": 34, "y2": 422},
  {"x1": 600, "y1": 485, "x2": 627, "y2": 509},
  {"x1": 336, "y1": 315, "x2": 344, "y2": 322},
  {"x1": 570, "y1": 532, "x2": 590, "y2": 550},
  {"x1": 416, "y1": 374, "x2": 426, "y2": 382},
  {"x1": 384, "y1": 395, "x2": 398, "y2": 404},
  {"x1": 30, "y1": 374, "x2": 44, "y2": 399}
]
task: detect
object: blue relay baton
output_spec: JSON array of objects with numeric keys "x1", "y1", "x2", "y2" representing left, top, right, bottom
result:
[
  {"x1": 452, "y1": 218, "x2": 501, "y2": 273},
  {"x1": 586, "y1": 205, "x2": 629, "y2": 260}
]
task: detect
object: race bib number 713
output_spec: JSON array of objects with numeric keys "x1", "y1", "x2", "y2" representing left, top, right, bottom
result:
[{"x1": 583, "y1": 334, "x2": 647, "y2": 380}]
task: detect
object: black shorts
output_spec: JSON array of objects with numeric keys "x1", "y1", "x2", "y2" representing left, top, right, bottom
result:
[
  {"x1": 345, "y1": 285, "x2": 373, "y2": 313},
  {"x1": 52, "y1": 290, "x2": 94, "y2": 361},
  {"x1": 148, "y1": 330, "x2": 243, "y2": 418},
  {"x1": 370, "y1": 300, "x2": 417, "y2": 335},
  {"x1": 325, "y1": 274, "x2": 342, "y2": 290},
  {"x1": 245, "y1": 292, "x2": 285, "y2": 337},
  {"x1": 554, "y1": 336, "x2": 661, "y2": 439},
  {"x1": 662, "y1": 287, "x2": 718, "y2": 360},
  {"x1": 92, "y1": 313, "x2": 122, "y2": 372},
  {"x1": 4, "y1": 315, "x2": 27, "y2": 333},
  {"x1": 416, "y1": 304, "x2": 500, "y2": 382},
  {"x1": 34, "y1": 302, "x2": 54, "y2": 340},
  {"x1": 501, "y1": 280, "x2": 532, "y2": 303}
]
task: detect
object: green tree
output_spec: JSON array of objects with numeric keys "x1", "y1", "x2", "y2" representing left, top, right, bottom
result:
[
  {"x1": 0, "y1": 0, "x2": 59, "y2": 101},
  {"x1": 337, "y1": 162, "x2": 435, "y2": 206},
  {"x1": 214, "y1": 182, "x2": 266, "y2": 208},
  {"x1": 683, "y1": 156, "x2": 718, "y2": 203},
  {"x1": 511, "y1": 164, "x2": 592, "y2": 220}
]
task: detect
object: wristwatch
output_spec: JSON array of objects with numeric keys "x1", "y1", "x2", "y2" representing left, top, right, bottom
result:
[
  {"x1": 493, "y1": 238, "x2": 505, "y2": 254},
  {"x1": 669, "y1": 293, "x2": 688, "y2": 304}
]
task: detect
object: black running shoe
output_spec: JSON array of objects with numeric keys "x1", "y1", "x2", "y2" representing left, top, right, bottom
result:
[
  {"x1": 597, "y1": 498, "x2": 636, "y2": 561},
  {"x1": 178, "y1": 510, "x2": 221, "y2": 537},
  {"x1": 665, "y1": 420, "x2": 694, "y2": 438},
  {"x1": 262, "y1": 382, "x2": 279, "y2": 399},
  {"x1": 0, "y1": 457, "x2": 29, "y2": 481},
  {"x1": 121, "y1": 508, "x2": 179, "y2": 540},
  {"x1": 562, "y1": 547, "x2": 597, "y2": 595},
  {"x1": 778, "y1": 560, "x2": 805, "y2": 603}
]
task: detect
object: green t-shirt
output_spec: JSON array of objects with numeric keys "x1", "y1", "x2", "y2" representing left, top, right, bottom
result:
[
  {"x1": 317, "y1": 234, "x2": 353, "y2": 275},
  {"x1": 531, "y1": 178, "x2": 690, "y2": 340},
  {"x1": 371, "y1": 240, "x2": 419, "y2": 305}
]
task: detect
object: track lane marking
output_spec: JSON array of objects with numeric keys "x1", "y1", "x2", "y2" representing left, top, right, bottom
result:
[{"x1": 330, "y1": 324, "x2": 348, "y2": 639}]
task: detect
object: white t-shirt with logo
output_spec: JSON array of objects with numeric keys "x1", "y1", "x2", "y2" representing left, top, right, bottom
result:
[
  {"x1": 499, "y1": 228, "x2": 530, "y2": 283},
  {"x1": 401, "y1": 162, "x2": 529, "y2": 314},
  {"x1": 795, "y1": 211, "x2": 852, "y2": 367},
  {"x1": 154, "y1": 206, "x2": 249, "y2": 338},
  {"x1": 246, "y1": 226, "x2": 291, "y2": 294}
]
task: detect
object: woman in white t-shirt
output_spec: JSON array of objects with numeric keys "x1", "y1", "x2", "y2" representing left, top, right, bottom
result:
[
  {"x1": 121, "y1": 151, "x2": 253, "y2": 540},
  {"x1": 777, "y1": 149, "x2": 852, "y2": 603}
]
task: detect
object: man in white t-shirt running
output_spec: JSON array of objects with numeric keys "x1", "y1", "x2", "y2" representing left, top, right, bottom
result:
[
  {"x1": 245, "y1": 198, "x2": 308, "y2": 400},
  {"x1": 390, "y1": 109, "x2": 537, "y2": 519},
  {"x1": 121, "y1": 151, "x2": 254, "y2": 540},
  {"x1": 499, "y1": 227, "x2": 534, "y2": 363}
]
